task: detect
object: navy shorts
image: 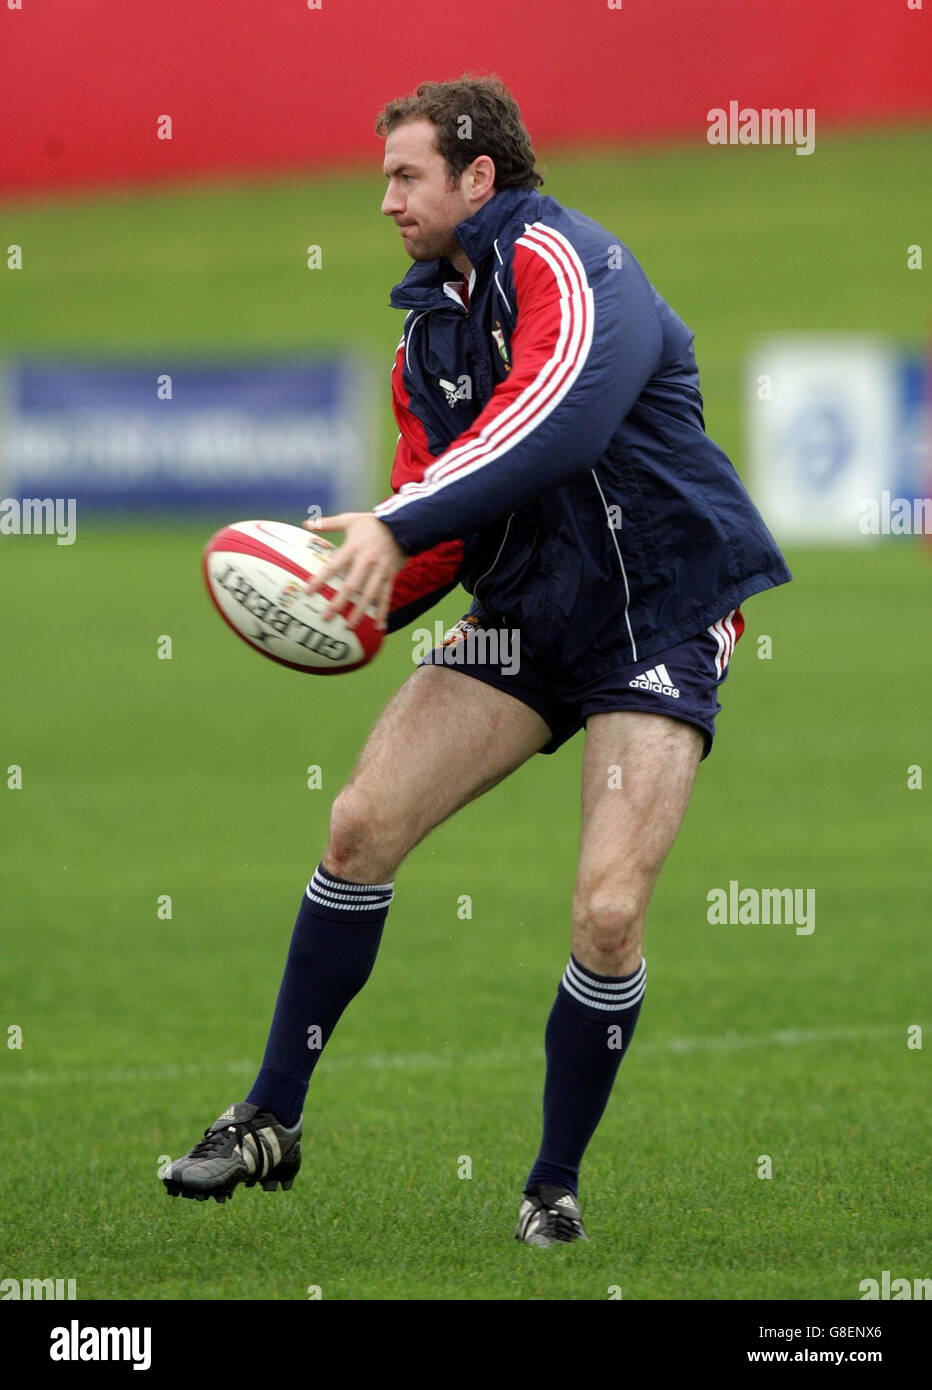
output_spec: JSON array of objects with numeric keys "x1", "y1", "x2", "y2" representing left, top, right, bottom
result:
[{"x1": 419, "y1": 608, "x2": 745, "y2": 759}]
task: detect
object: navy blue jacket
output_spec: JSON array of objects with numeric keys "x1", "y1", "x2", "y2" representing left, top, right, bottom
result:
[{"x1": 378, "y1": 185, "x2": 790, "y2": 667}]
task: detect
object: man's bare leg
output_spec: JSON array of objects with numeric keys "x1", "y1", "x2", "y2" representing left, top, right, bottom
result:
[
  {"x1": 165, "y1": 666, "x2": 552, "y2": 1202},
  {"x1": 323, "y1": 664, "x2": 552, "y2": 882},
  {"x1": 518, "y1": 712, "x2": 704, "y2": 1241},
  {"x1": 241, "y1": 665, "x2": 551, "y2": 1131},
  {"x1": 573, "y1": 711, "x2": 705, "y2": 973}
]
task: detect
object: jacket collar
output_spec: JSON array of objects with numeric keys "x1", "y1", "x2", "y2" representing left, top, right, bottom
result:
[{"x1": 389, "y1": 186, "x2": 538, "y2": 309}]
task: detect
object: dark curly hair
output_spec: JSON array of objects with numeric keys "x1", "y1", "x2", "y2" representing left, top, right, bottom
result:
[{"x1": 376, "y1": 74, "x2": 544, "y2": 191}]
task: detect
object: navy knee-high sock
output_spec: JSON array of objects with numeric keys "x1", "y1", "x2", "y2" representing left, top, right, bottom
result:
[
  {"x1": 525, "y1": 955, "x2": 646, "y2": 1197},
  {"x1": 245, "y1": 864, "x2": 393, "y2": 1126}
]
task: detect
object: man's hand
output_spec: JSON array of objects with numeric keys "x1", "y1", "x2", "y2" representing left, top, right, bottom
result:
[{"x1": 303, "y1": 512, "x2": 408, "y2": 631}]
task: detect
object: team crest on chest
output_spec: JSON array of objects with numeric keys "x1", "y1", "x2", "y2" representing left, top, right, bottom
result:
[{"x1": 492, "y1": 321, "x2": 511, "y2": 372}]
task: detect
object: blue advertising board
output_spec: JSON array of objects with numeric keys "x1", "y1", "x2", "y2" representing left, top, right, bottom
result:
[{"x1": 0, "y1": 358, "x2": 376, "y2": 516}]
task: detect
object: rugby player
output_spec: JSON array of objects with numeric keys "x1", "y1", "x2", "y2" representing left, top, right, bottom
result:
[{"x1": 164, "y1": 76, "x2": 791, "y2": 1245}]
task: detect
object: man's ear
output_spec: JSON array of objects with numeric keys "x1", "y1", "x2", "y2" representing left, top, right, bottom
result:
[{"x1": 468, "y1": 155, "x2": 496, "y2": 200}]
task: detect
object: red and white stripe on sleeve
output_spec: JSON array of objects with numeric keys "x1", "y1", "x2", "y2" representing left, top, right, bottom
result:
[{"x1": 374, "y1": 222, "x2": 594, "y2": 520}]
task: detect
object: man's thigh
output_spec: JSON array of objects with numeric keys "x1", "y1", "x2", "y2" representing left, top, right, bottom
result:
[
  {"x1": 329, "y1": 664, "x2": 552, "y2": 873},
  {"x1": 575, "y1": 711, "x2": 705, "y2": 932}
]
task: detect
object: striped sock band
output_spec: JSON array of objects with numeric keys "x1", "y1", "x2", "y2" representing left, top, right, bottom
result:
[
  {"x1": 560, "y1": 954, "x2": 646, "y2": 1014},
  {"x1": 305, "y1": 864, "x2": 394, "y2": 917}
]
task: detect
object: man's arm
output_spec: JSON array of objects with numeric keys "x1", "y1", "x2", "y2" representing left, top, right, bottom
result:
[
  {"x1": 385, "y1": 535, "x2": 463, "y2": 634},
  {"x1": 304, "y1": 341, "x2": 464, "y2": 631},
  {"x1": 380, "y1": 416, "x2": 464, "y2": 633},
  {"x1": 373, "y1": 224, "x2": 664, "y2": 555}
]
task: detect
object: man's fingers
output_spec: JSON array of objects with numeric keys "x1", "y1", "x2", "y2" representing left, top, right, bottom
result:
[
  {"x1": 359, "y1": 568, "x2": 395, "y2": 632},
  {"x1": 321, "y1": 552, "x2": 372, "y2": 623},
  {"x1": 375, "y1": 584, "x2": 391, "y2": 631},
  {"x1": 303, "y1": 513, "x2": 350, "y2": 534},
  {"x1": 344, "y1": 556, "x2": 391, "y2": 629},
  {"x1": 299, "y1": 513, "x2": 399, "y2": 628},
  {"x1": 304, "y1": 535, "x2": 359, "y2": 598},
  {"x1": 345, "y1": 580, "x2": 379, "y2": 630},
  {"x1": 336, "y1": 559, "x2": 393, "y2": 631},
  {"x1": 302, "y1": 518, "x2": 346, "y2": 597}
]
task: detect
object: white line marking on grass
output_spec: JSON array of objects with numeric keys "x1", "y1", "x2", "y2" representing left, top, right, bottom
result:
[{"x1": 0, "y1": 1023, "x2": 918, "y2": 1090}]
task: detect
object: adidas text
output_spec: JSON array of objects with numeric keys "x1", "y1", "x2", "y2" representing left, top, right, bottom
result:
[{"x1": 629, "y1": 663, "x2": 679, "y2": 698}]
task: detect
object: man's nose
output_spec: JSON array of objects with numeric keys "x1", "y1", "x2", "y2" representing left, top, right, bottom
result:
[{"x1": 381, "y1": 182, "x2": 403, "y2": 217}]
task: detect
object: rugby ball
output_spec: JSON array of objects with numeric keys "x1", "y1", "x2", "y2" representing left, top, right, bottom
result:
[{"x1": 203, "y1": 520, "x2": 384, "y2": 674}]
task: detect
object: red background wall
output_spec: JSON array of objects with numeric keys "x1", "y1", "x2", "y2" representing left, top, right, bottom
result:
[{"x1": 0, "y1": 0, "x2": 928, "y2": 196}]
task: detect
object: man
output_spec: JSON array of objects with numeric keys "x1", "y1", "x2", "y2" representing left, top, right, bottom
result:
[{"x1": 164, "y1": 76, "x2": 791, "y2": 1246}]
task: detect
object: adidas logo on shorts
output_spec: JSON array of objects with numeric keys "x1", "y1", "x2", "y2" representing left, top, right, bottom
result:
[{"x1": 628, "y1": 663, "x2": 680, "y2": 698}]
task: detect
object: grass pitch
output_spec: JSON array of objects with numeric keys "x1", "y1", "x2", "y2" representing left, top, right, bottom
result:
[{"x1": 1, "y1": 129, "x2": 929, "y2": 1300}]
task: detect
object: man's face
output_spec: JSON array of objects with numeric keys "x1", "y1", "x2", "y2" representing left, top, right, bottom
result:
[{"x1": 381, "y1": 118, "x2": 473, "y2": 263}]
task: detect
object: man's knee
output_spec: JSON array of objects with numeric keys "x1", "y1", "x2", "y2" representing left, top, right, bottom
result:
[
  {"x1": 324, "y1": 787, "x2": 404, "y2": 883},
  {"x1": 572, "y1": 885, "x2": 647, "y2": 961}
]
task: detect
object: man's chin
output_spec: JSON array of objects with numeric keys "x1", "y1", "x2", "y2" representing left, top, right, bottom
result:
[{"x1": 400, "y1": 232, "x2": 454, "y2": 264}]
